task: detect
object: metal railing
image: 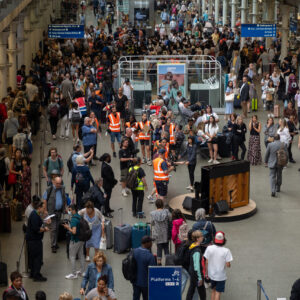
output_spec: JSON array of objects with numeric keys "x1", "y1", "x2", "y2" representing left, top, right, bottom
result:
[{"x1": 257, "y1": 280, "x2": 270, "y2": 300}]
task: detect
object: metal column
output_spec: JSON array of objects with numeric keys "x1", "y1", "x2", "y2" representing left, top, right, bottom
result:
[
  {"x1": 231, "y1": 0, "x2": 236, "y2": 28},
  {"x1": 222, "y1": 0, "x2": 228, "y2": 25},
  {"x1": 215, "y1": 0, "x2": 219, "y2": 25},
  {"x1": 8, "y1": 22, "x2": 17, "y2": 90},
  {"x1": 279, "y1": 5, "x2": 290, "y2": 61},
  {"x1": 0, "y1": 32, "x2": 8, "y2": 99}
]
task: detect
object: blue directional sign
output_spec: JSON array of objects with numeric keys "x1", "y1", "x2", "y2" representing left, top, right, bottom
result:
[
  {"x1": 290, "y1": 19, "x2": 297, "y2": 33},
  {"x1": 241, "y1": 24, "x2": 276, "y2": 38},
  {"x1": 149, "y1": 266, "x2": 182, "y2": 300},
  {"x1": 48, "y1": 24, "x2": 84, "y2": 39}
]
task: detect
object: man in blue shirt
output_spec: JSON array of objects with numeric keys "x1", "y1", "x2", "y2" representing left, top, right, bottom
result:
[
  {"x1": 160, "y1": 9, "x2": 169, "y2": 23},
  {"x1": 81, "y1": 117, "x2": 97, "y2": 165},
  {"x1": 133, "y1": 236, "x2": 156, "y2": 300},
  {"x1": 88, "y1": 89, "x2": 103, "y2": 121}
]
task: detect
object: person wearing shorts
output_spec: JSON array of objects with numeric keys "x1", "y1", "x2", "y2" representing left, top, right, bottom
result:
[
  {"x1": 108, "y1": 106, "x2": 121, "y2": 158},
  {"x1": 204, "y1": 231, "x2": 233, "y2": 300}
]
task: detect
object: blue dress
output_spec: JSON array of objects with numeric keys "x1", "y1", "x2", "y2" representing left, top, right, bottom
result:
[
  {"x1": 225, "y1": 87, "x2": 234, "y2": 114},
  {"x1": 85, "y1": 213, "x2": 101, "y2": 249}
]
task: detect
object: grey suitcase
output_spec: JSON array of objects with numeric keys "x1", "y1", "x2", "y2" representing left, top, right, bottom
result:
[
  {"x1": 104, "y1": 219, "x2": 113, "y2": 249},
  {"x1": 114, "y1": 208, "x2": 132, "y2": 254}
]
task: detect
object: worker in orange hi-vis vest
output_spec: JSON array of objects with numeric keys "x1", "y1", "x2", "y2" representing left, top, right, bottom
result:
[
  {"x1": 107, "y1": 106, "x2": 121, "y2": 158},
  {"x1": 152, "y1": 148, "x2": 175, "y2": 203},
  {"x1": 162, "y1": 117, "x2": 176, "y2": 158},
  {"x1": 137, "y1": 113, "x2": 153, "y2": 166}
]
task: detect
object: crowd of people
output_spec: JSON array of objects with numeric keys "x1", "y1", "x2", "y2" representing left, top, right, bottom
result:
[{"x1": 1, "y1": 0, "x2": 300, "y2": 300}]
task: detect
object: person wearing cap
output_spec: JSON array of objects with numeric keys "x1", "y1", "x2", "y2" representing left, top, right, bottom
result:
[
  {"x1": 204, "y1": 231, "x2": 233, "y2": 300},
  {"x1": 133, "y1": 235, "x2": 156, "y2": 300},
  {"x1": 122, "y1": 79, "x2": 133, "y2": 113},
  {"x1": 152, "y1": 148, "x2": 175, "y2": 203}
]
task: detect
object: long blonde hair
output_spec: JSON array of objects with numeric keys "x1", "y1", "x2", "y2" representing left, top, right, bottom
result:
[{"x1": 59, "y1": 292, "x2": 73, "y2": 300}]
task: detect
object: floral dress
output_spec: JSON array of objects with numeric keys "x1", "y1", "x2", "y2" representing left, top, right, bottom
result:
[{"x1": 21, "y1": 165, "x2": 31, "y2": 209}]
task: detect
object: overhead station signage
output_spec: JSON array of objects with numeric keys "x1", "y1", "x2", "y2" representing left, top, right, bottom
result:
[
  {"x1": 48, "y1": 24, "x2": 84, "y2": 39},
  {"x1": 241, "y1": 24, "x2": 276, "y2": 38}
]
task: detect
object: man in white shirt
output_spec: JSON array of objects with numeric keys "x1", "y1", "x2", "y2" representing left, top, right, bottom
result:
[
  {"x1": 123, "y1": 78, "x2": 134, "y2": 113},
  {"x1": 204, "y1": 231, "x2": 233, "y2": 300}
]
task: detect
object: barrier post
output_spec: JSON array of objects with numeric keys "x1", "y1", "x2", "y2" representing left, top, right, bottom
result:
[{"x1": 257, "y1": 280, "x2": 262, "y2": 300}]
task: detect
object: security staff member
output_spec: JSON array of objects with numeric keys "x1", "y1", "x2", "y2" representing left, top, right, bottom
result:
[
  {"x1": 26, "y1": 200, "x2": 49, "y2": 282},
  {"x1": 107, "y1": 106, "x2": 121, "y2": 157},
  {"x1": 129, "y1": 157, "x2": 148, "y2": 218},
  {"x1": 152, "y1": 149, "x2": 174, "y2": 204}
]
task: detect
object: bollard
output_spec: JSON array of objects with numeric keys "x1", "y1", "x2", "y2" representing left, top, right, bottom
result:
[{"x1": 257, "y1": 280, "x2": 262, "y2": 300}]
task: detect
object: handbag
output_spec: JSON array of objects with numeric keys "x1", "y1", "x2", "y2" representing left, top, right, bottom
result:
[
  {"x1": 225, "y1": 93, "x2": 234, "y2": 102},
  {"x1": 99, "y1": 237, "x2": 107, "y2": 250},
  {"x1": 8, "y1": 172, "x2": 17, "y2": 185}
]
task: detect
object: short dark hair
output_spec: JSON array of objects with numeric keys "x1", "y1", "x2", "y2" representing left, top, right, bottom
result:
[
  {"x1": 35, "y1": 291, "x2": 46, "y2": 300},
  {"x1": 155, "y1": 199, "x2": 164, "y2": 209},
  {"x1": 69, "y1": 204, "x2": 77, "y2": 211},
  {"x1": 97, "y1": 274, "x2": 108, "y2": 284},
  {"x1": 85, "y1": 201, "x2": 94, "y2": 209},
  {"x1": 10, "y1": 271, "x2": 22, "y2": 282}
]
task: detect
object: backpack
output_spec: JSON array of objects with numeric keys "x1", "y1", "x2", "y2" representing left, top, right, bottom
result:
[
  {"x1": 49, "y1": 105, "x2": 58, "y2": 118},
  {"x1": 67, "y1": 153, "x2": 75, "y2": 173},
  {"x1": 200, "y1": 221, "x2": 213, "y2": 245},
  {"x1": 174, "y1": 242, "x2": 190, "y2": 270},
  {"x1": 75, "y1": 172, "x2": 85, "y2": 186},
  {"x1": 276, "y1": 144, "x2": 288, "y2": 167},
  {"x1": 75, "y1": 216, "x2": 92, "y2": 242},
  {"x1": 23, "y1": 136, "x2": 33, "y2": 156},
  {"x1": 71, "y1": 111, "x2": 81, "y2": 123},
  {"x1": 29, "y1": 101, "x2": 40, "y2": 116},
  {"x1": 126, "y1": 167, "x2": 139, "y2": 189},
  {"x1": 96, "y1": 66, "x2": 104, "y2": 82},
  {"x1": 122, "y1": 250, "x2": 137, "y2": 283},
  {"x1": 178, "y1": 222, "x2": 189, "y2": 242}
]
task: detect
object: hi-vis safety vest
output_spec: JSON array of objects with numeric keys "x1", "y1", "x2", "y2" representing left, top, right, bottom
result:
[
  {"x1": 126, "y1": 122, "x2": 139, "y2": 142},
  {"x1": 75, "y1": 97, "x2": 87, "y2": 116},
  {"x1": 138, "y1": 121, "x2": 151, "y2": 140},
  {"x1": 128, "y1": 165, "x2": 144, "y2": 190},
  {"x1": 153, "y1": 157, "x2": 169, "y2": 181},
  {"x1": 163, "y1": 124, "x2": 176, "y2": 145},
  {"x1": 108, "y1": 112, "x2": 121, "y2": 132}
]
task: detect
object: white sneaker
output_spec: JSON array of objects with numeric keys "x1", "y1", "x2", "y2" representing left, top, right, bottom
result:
[
  {"x1": 85, "y1": 256, "x2": 90, "y2": 262},
  {"x1": 186, "y1": 186, "x2": 193, "y2": 190},
  {"x1": 52, "y1": 135, "x2": 56, "y2": 140},
  {"x1": 208, "y1": 159, "x2": 213, "y2": 163},
  {"x1": 213, "y1": 160, "x2": 220, "y2": 164},
  {"x1": 76, "y1": 271, "x2": 84, "y2": 277},
  {"x1": 60, "y1": 135, "x2": 64, "y2": 139},
  {"x1": 147, "y1": 160, "x2": 152, "y2": 166},
  {"x1": 122, "y1": 190, "x2": 128, "y2": 197},
  {"x1": 147, "y1": 195, "x2": 155, "y2": 203},
  {"x1": 65, "y1": 273, "x2": 77, "y2": 279}
]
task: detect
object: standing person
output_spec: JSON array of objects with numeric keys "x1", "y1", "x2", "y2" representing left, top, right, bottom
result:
[
  {"x1": 42, "y1": 176, "x2": 67, "y2": 253},
  {"x1": 264, "y1": 134, "x2": 288, "y2": 197},
  {"x1": 48, "y1": 97, "x2": 60, "y2": 140},
  {"x1": 232, "y1": 116, "x2": 247, "y2": 160},
  {"x1": 224, "y1": 81, "x2": 234, "y2": 120},
  {"x1": 186, "y1": 230, "x2": 206, "y2": 300},
  {"x1": 204, "y1": 232, "x2": 233, "y2": 300},
  {"x1": 61, "y1": 73, "x2": 74, "y2": 100},
  {"x1": 43, "y1": 147, "x2": 64, "y2": 186},
  {"x1": 287, "y1": 115, "x2": 297, "y2": 163},
  {"x1": 82, "y1": 117, "x2": 97, "y2": 166},
  {"x1": 88, "y1": 89, "x2": 103, "y2": 121},
  {"x1": 69, "y1": 101, "x2": 82, "y2": 142},
  {"x1": 85, "y1": 275, "x2": 117, "y2": 300},
  {"x1": 3, "y1": 110, "x2": 19, "y2": 157},
  {"x1": 152, "y1": 149, "x2": 174, "y2": 203},
  {"x1": 205, "y1": 116, "x2": 220, "y2": 164},
  {"x1": 27, "y1": 95, "x2": 40, "y2": 136},
  {"x1": 100, "y1": 153, "x2": 117, "y2": 217},
  {"x1": 263, "y1": 117, "x2": 277, "y2": 148},
  {"x1": 239, "y1": 75, "x2": 250, "y2": 118},
  {"x1": 108, "y1": 106, "x2": 121, "y2": 158},
  {"x1": 277, "y1": 118, "x2": 291, "y2": 149},
  {"x1": 0, "y1": 148, "x2": 10, "y2": 198},
  {"x1": 115, "y1": 87, "x2": 128, "y2": 132},
  {"x1": 64, "y1": 204, "x2": 85, "y2": 280},
  {"x1": 59, "y1": 97, "x2": 69, "y2": 140},
  {"x1": 179, "y1": 136, "x2": 197, "y2": 191},
  {"x1": 119, "y1": 138, "x2": 136, "y2": 198},
  {"x1": 26, "y1": 199, "x2": 49, "y2": 282},
  {"x1": 132, "y1": 236, "x2": 157, "y2": 300},
  {"x1": 21, "y1": 157, "x2": 31, "y2": 210},
  {"x1": 79, "y1": 201, "x2": 104, "y2": 262},
  {"x1": 122, "y1": 78, "x2": 134, "y2": 113},
  {"x1": 2, "y1": 271, "x2": 29, "y2": 300},
  {"x1": 150, "y1": 199, "x2": 171, "y2": 265},
  {"x1": 137, "y1": 113, "x2": 153, "y2": 165},
  {"x1": 129, "y1": 157, "x2": 148, "y2": 218},
  {"x1": 247, "y1": 115, "x2": 262, "y2": 165},
  {"x1": 71, "y1": 155, "x2": 94, "y2": 209},
  {"x1": 172, "y1": 209, "x2": 187, "y2": 252}
]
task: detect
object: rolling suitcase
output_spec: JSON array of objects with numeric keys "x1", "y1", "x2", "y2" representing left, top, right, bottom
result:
[
  {"x1": 251, "y1": 98, "x2": 258, "y2": 111},
  {"x1": 233, "y1": 95, "x2": 241, "y2": 109},
  {"x1": 3, "y1": 203, "x2": 11, "y2": 233},
  {"x1": 104, "y1": 219, "x2": 113, "y2": 249},
  {"x1": 114, "y1": 208, "x2": 132, "y2": 254},
  {"x1": 131, "y1": 222, "x2": 150, "y2": 249},
  {"x1": 0, "y1": 242, "x2": 8, "y2": 287}
]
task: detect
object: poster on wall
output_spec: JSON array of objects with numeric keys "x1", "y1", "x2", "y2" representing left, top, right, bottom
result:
[{"x1": 157, "y1": 63, "x2": 186, "y2": 100}]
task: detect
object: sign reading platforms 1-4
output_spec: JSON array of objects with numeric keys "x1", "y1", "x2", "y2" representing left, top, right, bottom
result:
[
  {"x1": 48, "y1": 24, "x2": 84, "y2": 39},
  {"x1": 241, "y1": 24, "x2": 276, "y2": 38},
  {"x1": 148, "y1": 266, "x2": 182, "y2": 300}
]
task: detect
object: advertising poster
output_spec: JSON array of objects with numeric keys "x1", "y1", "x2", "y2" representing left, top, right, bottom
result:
[{"x1": 157, "y1": 63, "x2": 186, "y2": 99}]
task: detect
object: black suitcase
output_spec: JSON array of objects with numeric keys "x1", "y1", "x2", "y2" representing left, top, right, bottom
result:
[
  {"x1": 214, "y1": 200, "x2": 229, "y2": 215},
  {"x1": 3, "y1": 203, "x2": 11, "y2": 233},
  {"x1": 182, "y1": 196, "x2": 193, "y2": 211},
  {"x1": 233, "y1": 95, "x2": 241, "y2": 108},
  {"x1": 217, "y1": 135, "x2": 231, "y2": 158}
]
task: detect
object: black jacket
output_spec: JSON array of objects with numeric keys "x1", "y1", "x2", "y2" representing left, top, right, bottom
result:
[
  {"x1": 239, "y1": 82, "x2": 250, "y2": 102},
  {"x1": 233, "y1": 123, "x2": 247, "y2": 142},
  {"x1": 101, "y1": 161, "x2": 117, "y2": 190}
]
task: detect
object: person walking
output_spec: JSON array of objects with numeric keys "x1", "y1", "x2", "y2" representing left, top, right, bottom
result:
[
  {"x1": 107, "y1": 106, "x2": 121, "y2": 158},
  {"x1": 204, "y1": 231, "x2": 233, "y2": 300},
  {"x1": 64, "y1": 204, "x2": 85, "y2": 280},
  {"x1": 150, "y1": 199, "x2": 171, "y2": 265},
  {"x1": 186, "y1": 230, "x2": 206, "y2": 300},
  {"x1": 264, "y1": 134, "x2": 288, "y2": 197},
  {"x1": 100, "y1": 153, "x2": 117, "y2": 217},
  {"x1": 132, "y1": 236, "x2": 157, "y2": 300},
  {"x1": 69, "y1": 102, "x2": 82, "y2": 142},
  {"x1": 81, "y1": 117, "x2": 97, "y2": 166},
  {"x1": 26, "y1": 199, "x2": 49, "y2": 281},
  {"x1": 42, "y1": 176, "x2": 67, "y2": 253},
  {"x1": 129, "y1": 157, "x2": 147, "y2": 218},
  {"x1": 48, "y1": 97, "x2": 60, "y2": 140}
]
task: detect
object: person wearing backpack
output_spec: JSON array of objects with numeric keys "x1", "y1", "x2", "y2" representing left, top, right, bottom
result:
[
  {"x1": 129, "y1": 157, "x2": 148, "y2": 218},
  {"x1": 69, "y1": 101, "x2": 82, "y2": 142},
  {"x1": 264, "y1": 134, "x2": 288, "y2": 197},
  {"x1": 172, "y1": 209, "x2": 187, "y2": 251},
  {"x1": 192, "y1": 208, "x2": 216, "y2": 253},
  {"x1": 27, "y1": 95, "x2": 40, "y2": 136},
  {"x1": 63, "y1": 204, "x2": 85, "y2": 280},
  {"x1": 43, "y1": 147, "x2": 64, "y2": 186},
  {"x1": 47, "y1": 97, "x2": 60, "y2": 140},
  {"x1": 69, "y1": 143, "x2": 94, "y2": 172},
  {"x1": 71, "y1": 155, "x2": 94, "y2": 210}
]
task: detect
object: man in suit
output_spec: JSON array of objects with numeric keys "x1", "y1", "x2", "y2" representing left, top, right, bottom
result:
[
  {"x1": 239, "y1": 75, "x2": 250, "y2": 118},
  {"x1": 264, "y1": 135, "x2": 288, "y2": 197}
]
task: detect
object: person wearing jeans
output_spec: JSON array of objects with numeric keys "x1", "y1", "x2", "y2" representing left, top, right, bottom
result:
[{"x1": 64, "y1": 204, "x2": 85, "y2": 280}]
